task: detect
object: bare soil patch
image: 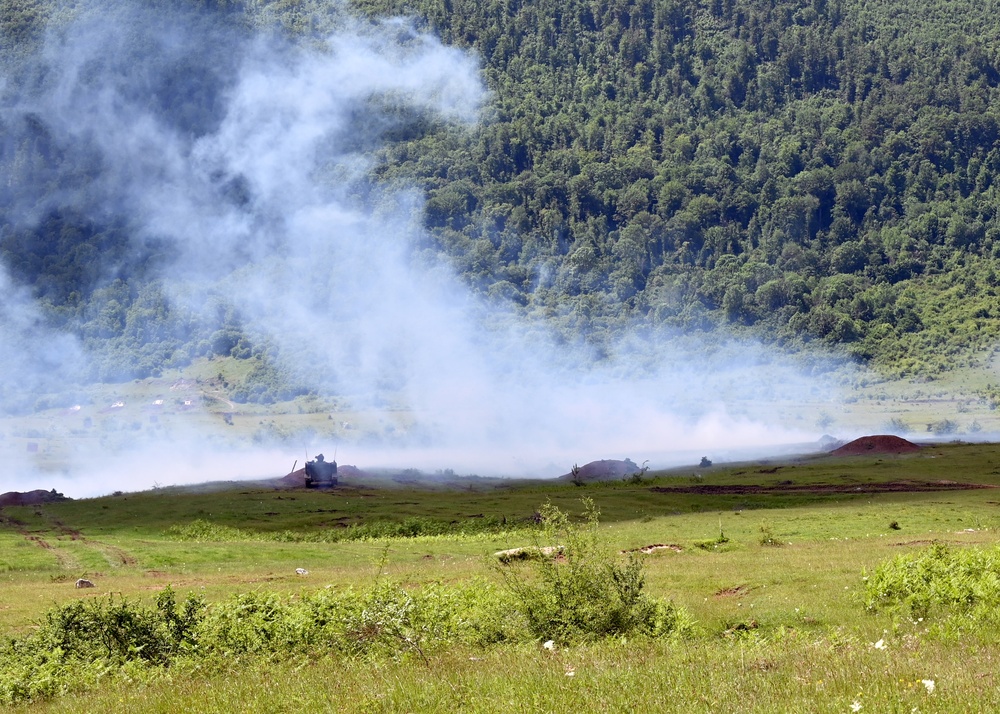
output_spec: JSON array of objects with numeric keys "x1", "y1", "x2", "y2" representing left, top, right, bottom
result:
[
  {"x1": 95, "y1": 543, "x2": 138, "y2": 567},
  {"x1": 621, "y1": 543, "x2": 683, "y2": 554},
  {"x1": 715, "y1": 584, "x2": 752, "y2": 597}
]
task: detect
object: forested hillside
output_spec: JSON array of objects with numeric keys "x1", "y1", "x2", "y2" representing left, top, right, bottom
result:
[
  {"x1": 357, "y1": 0, "x2": 1000, "y2": 375},
  {"x1": 3, "y1": 0, "x2": 1000, "y2": 401}
]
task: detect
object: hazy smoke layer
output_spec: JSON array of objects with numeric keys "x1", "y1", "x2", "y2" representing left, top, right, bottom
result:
[
  {"x1": 0, "y1": 5, "x2": 848, "y2": 496},
  {"x1": 0, "y1": 266, "x2": 87, "y2": 400}
]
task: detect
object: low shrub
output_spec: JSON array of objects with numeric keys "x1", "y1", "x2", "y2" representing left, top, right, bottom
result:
[
  {"x1": 193, "y1": 580, "x2": 510, "y2": 661},
  {"x1": 0, "y1": 578, "x2": 516, "y2": 706},
  {"x1": 862, "y1": 542, "x2": 1000, "y2": 626},
  {"x1": 493, "y1": 499, "x2": 692, "y2": 644},
  {"x1": 695, "y1": 523, "x2": 731, "y2": 550},
  {"x1": 0, "y1": 587, "x2": 204, "y2": 706}
]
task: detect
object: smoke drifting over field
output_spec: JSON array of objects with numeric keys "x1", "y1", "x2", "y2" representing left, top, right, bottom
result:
[{"x1": 0, "y1": 4, "x2": 847, "y2": 496}]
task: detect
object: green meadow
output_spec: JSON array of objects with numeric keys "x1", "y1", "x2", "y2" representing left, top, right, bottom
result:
[{"x1": 3, "y1": 442, "x2": 1000, "y2": 712}]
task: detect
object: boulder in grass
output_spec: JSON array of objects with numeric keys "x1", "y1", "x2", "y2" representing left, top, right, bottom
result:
[{"x1": 494, "y1": 545, "x2": 564, "y2": 563}]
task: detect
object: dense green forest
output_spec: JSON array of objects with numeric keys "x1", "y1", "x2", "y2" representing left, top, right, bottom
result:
[
  {"x1": 3, "y1": 0, "x2": 1000, "y2": 403},
  {"x1": 358, "y1": 0, "x2": 1000, "y2": 375}
]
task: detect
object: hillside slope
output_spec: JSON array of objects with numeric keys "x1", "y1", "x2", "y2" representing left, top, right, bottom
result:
[
  {"x1": 2, "y1": 0, "x2": 1000, "y2": 402},
  {"x1": 359, "y1": 0, "x2": 1000, "y2": 374}
]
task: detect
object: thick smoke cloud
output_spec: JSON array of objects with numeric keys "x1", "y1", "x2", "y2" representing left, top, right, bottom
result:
[
  {"x1": 0, "y1": 5, "x2": 850, "y2": 496},
  {"x1": 0, "y1": 266, "x2": 87, "y2": 400}
]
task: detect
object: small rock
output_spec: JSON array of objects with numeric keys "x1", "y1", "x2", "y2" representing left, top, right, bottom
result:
[{"x1": 295, "y1": 568, "x2": 309, "y2": 576}]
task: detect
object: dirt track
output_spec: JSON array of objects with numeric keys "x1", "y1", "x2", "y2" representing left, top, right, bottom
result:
[{"x1": 649, "y1": 480, "x2": 994, "y2": 496}]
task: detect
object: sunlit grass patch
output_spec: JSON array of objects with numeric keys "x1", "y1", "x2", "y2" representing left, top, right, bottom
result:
[
  {"x1": 12, "y1": 635, "x2": 998, "y2": 713},
  {"x1": 5, "y1": 444, "x2": 1000, "y2": 710}
]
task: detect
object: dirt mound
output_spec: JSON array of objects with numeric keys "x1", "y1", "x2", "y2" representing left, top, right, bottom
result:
[
  {"x1": 559, "y1": 459, "x2": 641, "y2": 482},
  {"x1": 278, "y1": 467, "x2": 309, "y2": 487},
  {"x1": 830, "y1": 435, "x2": 921, "y2": 456},
  {"x1": 0, "y1": 489, "x2": 70, "y2": 507},
  {"x1": 278, "y1": 464, "x2": 367, "y2": 487}
]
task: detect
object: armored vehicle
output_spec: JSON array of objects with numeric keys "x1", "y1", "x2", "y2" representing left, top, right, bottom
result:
[{"x1": 304, "y1": 453, "x2": 338, "y2": 488}]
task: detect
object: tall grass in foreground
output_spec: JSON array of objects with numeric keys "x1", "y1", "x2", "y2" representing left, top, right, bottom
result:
[
  {"x1": 12, "y1": 538, "x2": 1000, "y2": 711},
  {"x1": 1, "y1": 503, "x2": 689, "y2": 707},
  {"x1": 14, "y1": 637, "x2": 999, "y2": 713},
  {"x1": 9, "y1": 495, "x2": 1000, "y2": 711}
]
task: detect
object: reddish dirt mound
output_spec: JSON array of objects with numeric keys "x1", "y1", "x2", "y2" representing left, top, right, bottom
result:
[
  {"x1": 560, "y1": 459, "x2": 641, "y2": 482},
  {"x1": 830, "y1": 435, "x2": 921, "y2": 456},
  {"x1": 279, "y1": 468, "x2": 308, "y2": 487},
  {"x1": 0, "y1": 489, "x2": 69, "y2": 507}
]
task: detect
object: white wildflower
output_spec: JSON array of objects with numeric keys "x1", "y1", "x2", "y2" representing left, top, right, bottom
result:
[
  {"x1": 543, "y1": 640, "x2": 555, "y2": 651},
  {"x1": 565, "y1": 670, "x2": 575, "y2": 677},
  {"x1": 921, "y1": 679, "x2": 935, "y2": 694},
  {"x1": 872, "y1": 639, "x2": 887, "y2": 650},
  {"x1": 851, "y1": 701, "x2": 863, "y2": 712}
]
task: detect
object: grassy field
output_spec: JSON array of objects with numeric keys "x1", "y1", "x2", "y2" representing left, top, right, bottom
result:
[{"x1": 3, "y1": 442, "x2": 1000, "y2": 711}]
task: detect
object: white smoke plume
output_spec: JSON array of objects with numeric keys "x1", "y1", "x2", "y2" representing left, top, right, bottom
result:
[{"x1": 0, "y1": 4, "x2": 851, "y2": 497}]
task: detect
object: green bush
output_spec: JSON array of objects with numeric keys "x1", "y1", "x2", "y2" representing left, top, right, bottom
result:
[
  {"x1": 493, "y1": 499, "x2": 691, "y2": 644},
  {"x1": 862, "y1": 543, "x2": 1000, "y2": 625},
  {"x1": 36, "y1": 587, "x2": 203, "y2": 665},
  {"x1": 0, "y1": 578, "x2": 517, "y2": 706},
  {"x1": 0, "y1": 587, "x2": 204, "y2": 706}
]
